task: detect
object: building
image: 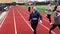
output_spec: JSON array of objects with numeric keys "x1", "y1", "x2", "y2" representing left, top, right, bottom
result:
[{"x1": 0, "y1": 0, "x2": 29, "y2": 3}]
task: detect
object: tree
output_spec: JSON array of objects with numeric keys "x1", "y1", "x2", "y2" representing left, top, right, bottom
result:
[
  {"x1": 55, "y1": 0, "x2": 60, "y2": 5},
  {"x1": 58, "y1": 0, "x2": 60, "y2": 5},
  {"x1": 54, "y1": 0, "x2": 59, "y2": 5}
]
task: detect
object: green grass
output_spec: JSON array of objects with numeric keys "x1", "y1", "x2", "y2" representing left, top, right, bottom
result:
[{"x1": 21, "y1": 5, "x2": 55, "y2": 13}]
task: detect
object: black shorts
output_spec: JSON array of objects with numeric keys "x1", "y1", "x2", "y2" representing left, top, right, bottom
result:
[
  {"x1": 28, "y1": 7, "x2": 30, "y2": 12},
  {"x1": 31, "y1": 21, "x2": 38, "y2": 29},
  {"x1": 47, "y1": 14, "x2": 51, "y2": 18},
  {"x1": 53, "y1": 24, "x2": 60, "y2": 28}
]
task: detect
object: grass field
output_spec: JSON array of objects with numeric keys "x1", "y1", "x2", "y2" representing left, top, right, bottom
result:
[
  {"x1": 22, "y1": 5, "x2": 55, "y2": 15},
  {"x1": 21, "y1": 5, "x2": 55, "y2": 13}
]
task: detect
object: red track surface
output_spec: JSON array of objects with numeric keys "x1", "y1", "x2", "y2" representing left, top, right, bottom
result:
[{"x1": 0, "y1": 6, "x2": 60, "y2": 34}]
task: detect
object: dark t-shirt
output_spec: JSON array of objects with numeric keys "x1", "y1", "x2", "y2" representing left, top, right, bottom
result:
[{"x1": 29, "y1": 11, "x2": 42, "y2": 22}]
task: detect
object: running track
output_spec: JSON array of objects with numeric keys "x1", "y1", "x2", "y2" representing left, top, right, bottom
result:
[{"x1": 0, "y1": 6, "x2": 60, "y2": 34}]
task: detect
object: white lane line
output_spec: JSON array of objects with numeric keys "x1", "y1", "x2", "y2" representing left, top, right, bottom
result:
[
  {"x1": 17, "y1": 7, "x2": 56, "y2": 34},
  {"x1": 39, "y1": 23, "x2": 55, "y2": 34},
  {"x1": 15, "y1": 8, "x2": 34, "y2": 32},
  {"x1": 13, "y1": 8, "x2": 17, "y2": 34},
  {"x1": 0, "y1": 9, "x2": 10, "y2": 28}
]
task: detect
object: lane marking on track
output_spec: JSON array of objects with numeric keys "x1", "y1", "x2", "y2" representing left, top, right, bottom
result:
[
  {"x1": 39, "y1": 23, "x2": 55, "y2": 34},
  {"x1": 13, "y1": 7, "x2": 18, "y2": 34},
  {"x1": 0, "y1": 8, "x2": 10, "y2": 28},
  {"x1": 15, "y1": 7, "x2": 34, "y2": 32},
  {"x1": 16, "y1": 7, "x2": 56, "y2": 34}
]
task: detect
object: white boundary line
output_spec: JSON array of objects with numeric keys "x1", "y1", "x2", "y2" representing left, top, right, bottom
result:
[
  {"x1": 17, "y1": 7, "x2": 56, "y2": 34},
  {"x1": 15, "y1": 8, "x2": 34, "y2": 32},
  {"x1": 13, "y1": 7, "x2": 17, "y2": 34},
  {"x1": 39, "y1": 23, "x2": 55, "y2": 34},
  {"x1": 0, "y1": 9, "x2": 10, "y2": 28}
]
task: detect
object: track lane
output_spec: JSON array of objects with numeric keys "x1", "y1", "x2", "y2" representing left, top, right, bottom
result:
[
  {"x1": 0, "y1": 7, "x2": 15, "y2": 34},
  {"x1": 14, "y1": 7, "x2": 33, "y2": 34}
]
